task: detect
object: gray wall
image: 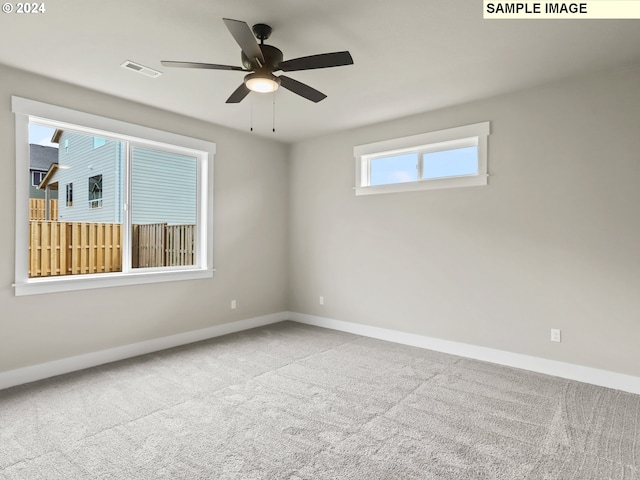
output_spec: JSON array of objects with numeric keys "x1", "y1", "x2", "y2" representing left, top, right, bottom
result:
[
  {"x1": 29, "y1": 172, "x2": 48, "y2": 200},
  {"x1": 3, "y1": 61, "x2": 639, "y2": 381},
  {"x1": 288, "y1": 67, "x2": 640, "y2": 377},
  {"x1": 0, "y1": 63, "x2": 289, "y2": 372}
]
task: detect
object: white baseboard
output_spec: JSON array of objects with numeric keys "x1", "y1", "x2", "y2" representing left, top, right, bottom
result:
[
  {"x1": 0, "y1": 312, "x2": 287, "y2": 391},
  {"x1": 4, "y1": 311, "x2": 640, "y2": 395},
  {"x1": 288, "y1": 312, "x2": 640, "y2": 395}
]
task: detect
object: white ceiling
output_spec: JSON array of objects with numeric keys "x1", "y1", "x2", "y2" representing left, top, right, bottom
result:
[{"x1": 1, "y1": 0, "x2": 639, "y2": 143}]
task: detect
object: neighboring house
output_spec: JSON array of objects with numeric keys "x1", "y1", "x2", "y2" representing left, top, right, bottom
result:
[
  {"x1": 29, "y1": 144, "x2": 58, "y2": 200},
  {"x1": 41, "y1": 129, "x2": 196, "y2": 225},
  {"x1": 46, "y1": 130, "x2": 124, "y2": 223}
]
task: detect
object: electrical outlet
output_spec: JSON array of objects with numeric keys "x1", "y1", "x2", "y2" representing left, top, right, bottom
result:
[
  {"x1": 319, "y1": 296, "x2": 324, "y2": 305},
  {"x1": 231, "y1": 300, "x2": 236, "y2": 310},
  {"x1": 550, "y1": 328, "x2": 561, "y2": 342}
]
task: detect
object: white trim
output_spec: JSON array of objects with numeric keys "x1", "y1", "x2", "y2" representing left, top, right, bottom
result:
[
  {"x1": 0, "y1": 312, "x2": 288, "y2": 391},
  {"x1": 13, "y1": 269, "x2": 215, "y2": 296},
  {"x1": 356, "y1": 174, "x2": 487, "y2": 196},
  {"x1": 12, "y1": 96, "x2": 216, "y2": 296},
  {"x1": 4, "y1": 311, "x2": 639, "y2": 395},
  {"x1": 289, "y1": 312, "x2": 640, "y2": 395},
  {"x1": 12, "y1": 96, "x2": 215, "y2": 154},
  {"x1": 354, "y1": 122, "x2": 490, "y2": 158}
]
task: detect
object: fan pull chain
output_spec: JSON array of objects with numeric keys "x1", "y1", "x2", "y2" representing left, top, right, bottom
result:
[
  {"x1": 250, "y1": 96, "x2": 254, "y2": 132},
  {"x1": 272, "y1": 92, "x2": 276, "y2": 133}
]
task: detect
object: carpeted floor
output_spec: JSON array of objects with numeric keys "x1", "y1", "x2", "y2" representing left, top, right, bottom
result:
[{"x1": 0, "y1": 321, "x2": 638, "y2": 479}]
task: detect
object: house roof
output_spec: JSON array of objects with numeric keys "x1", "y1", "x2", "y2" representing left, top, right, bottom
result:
[
  {"x1": 37, "y1": 163, "x2": 60, "y2": 191},
  {"x1": 51, "y1": 129, "x2": 63, "y2": 144},
  {"x1": 29, "y1": 144, "x2": 58, "y2": 171}
]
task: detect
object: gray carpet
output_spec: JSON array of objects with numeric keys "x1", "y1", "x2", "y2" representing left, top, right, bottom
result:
[{"x1": 0, "y1": 321, "x2": 638, "y2": 479}]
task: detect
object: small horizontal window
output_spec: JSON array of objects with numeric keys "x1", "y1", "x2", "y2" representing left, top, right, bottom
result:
[{"x1": 354, "y1": 122, "x2": 490, "y2": 196}]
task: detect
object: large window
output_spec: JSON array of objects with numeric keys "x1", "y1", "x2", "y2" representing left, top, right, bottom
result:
[
  {"x1": 354, "y1": 122, "x2": 490, "y2": 195},
  {"x1": 13, "y1": 96, "x2": 215, "y2": 296}
]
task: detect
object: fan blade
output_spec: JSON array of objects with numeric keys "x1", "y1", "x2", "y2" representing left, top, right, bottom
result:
[
  {"x1": 226, "y1": 83, "x2": 251, "y2": 103},
  {"x1": 278, "y1": 51, "x2": 353, "y2": 72},
  {"x1": 223, "y1": 18, "x2": 265, "y2": 67},
  {"x1": 161, "y1": 61, "x2": 248, "y2": 71},
  {"x1": 279, "y1": 75, "x2": 327, "y2": 103}
]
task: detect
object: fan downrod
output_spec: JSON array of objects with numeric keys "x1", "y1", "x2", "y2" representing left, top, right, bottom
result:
[{"x1": 252, "y1": 23, "x2": 272, "y2": 43}]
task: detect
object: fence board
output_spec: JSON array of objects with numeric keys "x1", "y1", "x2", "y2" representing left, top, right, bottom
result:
[
  {"x1": 133, "y1": 223, "x2": 195, "y2": 268},
  {"x1": 42, "y1": 222, "x2": 51, "y2": 276},
  {"x1": 28, "y1": 221, "x2": 193, "y2": 277},
  {"x1": 134, "y1": 223, "x2": 165, "y2": 268},
  {"x1": 29, "y1": 221, "x2": 122, "y2": 278},
  {"x1": 59, "y1": 222, "x2": 66, "y2": 276},
  {"x1": 29, "y1": 199, "x2": 58, "y2": 221},
  {"x1": 165, "y1": 224, "x2": 195, "y2": 267},
  {"x1": 30, "y1": 221, "x2": 39, "y2": 276}
]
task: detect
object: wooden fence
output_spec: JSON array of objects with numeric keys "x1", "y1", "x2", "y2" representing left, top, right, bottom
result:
[
  {"x1": 29, "y1": 221, "x2": 122, "y2": 278},
  {"x1": 132, "y1": 223, "x2": 195, "y2": 268},
  {"x1": 29, "y1": 221, "x2": 195, "y2": 277},
  {"x1": 29, "y1": 199, "x2": 58, "y2": 221}
]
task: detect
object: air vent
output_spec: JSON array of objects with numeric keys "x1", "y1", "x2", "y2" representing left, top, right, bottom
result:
[{"x1": 121, "y1": 60, "x2": 162, "y2": 78}]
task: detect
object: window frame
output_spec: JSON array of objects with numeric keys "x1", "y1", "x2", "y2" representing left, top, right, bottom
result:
[
  {"x1": 66, "y1": 182, "x2": 73, "y2": 207},
  {"x1": 31, "y1": 170, "x2": 46, "y2": 187},
  {"x1": 88, "y1": 174, "x2": 103, "y2": 209},
  {"x1": 354, "y1": 122, "x2": 490, "y2": 196},
  {"x1": 13, "y1": 96, "x2": 215, "y2": 296}
]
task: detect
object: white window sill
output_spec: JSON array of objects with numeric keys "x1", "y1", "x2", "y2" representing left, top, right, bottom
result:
[
  {"x1": 355, "y1": 174, "x2": 488, "y2": 196},
  {"x1": 14, "y1": 268, "x2": 215, "y2": 296}
]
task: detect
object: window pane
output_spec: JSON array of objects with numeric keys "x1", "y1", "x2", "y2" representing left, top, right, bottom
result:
[
  {"x1": 28, "y1": 124, "x2": 124, "y2": 277},
  {"x1": 88, "y1": 174, "x2": 103, "y2": 208},
  {"x1": 66, "y1": 183, "x2": 73, "y2": 207},
  {"x1": 422, "y1": 146, "x2": 478, "y2": 179},
  {"x1": 131, "y1": 146, "x2": 197, "y2": 268},
  {"x1": 370, "y1": 152, "x2": 418, "y2": 186}
]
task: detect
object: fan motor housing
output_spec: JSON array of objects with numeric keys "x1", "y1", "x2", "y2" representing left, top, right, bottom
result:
[{"x1": 242, "y1": 44, "x2": 283, "y2": 71}]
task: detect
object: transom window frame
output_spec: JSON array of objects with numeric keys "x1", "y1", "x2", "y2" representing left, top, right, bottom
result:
[
  {"x1": 12, "y1": 96, "x2": 215, "y2": 296},
  {"x1": 354, "y1": 121, "x2": 490, "y2": 196}
]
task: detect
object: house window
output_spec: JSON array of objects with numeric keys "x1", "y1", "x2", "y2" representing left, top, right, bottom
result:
[
  {"x1": 31, "y1": 171, "x2": 46, "y2": 187},
  {"x1": 12, "y1": 96, "x2": 215, "y2": 296},
  {"x1": 88, "y1": 175, "x2": 103, "y2": 208},
  {"x1": 66, "y1": 183, "x2": 73, "y2": 207},
  {"x1": 354, "y1": 121, "x2": 490, "y2": 196},
  {"x1": 93, "y1": 136, "x2": 106, "y2": 148}
]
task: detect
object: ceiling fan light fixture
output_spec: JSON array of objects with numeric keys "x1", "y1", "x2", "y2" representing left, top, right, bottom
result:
[{"x1": 245, "y1": 72, "x2": 280, "y2": 93}]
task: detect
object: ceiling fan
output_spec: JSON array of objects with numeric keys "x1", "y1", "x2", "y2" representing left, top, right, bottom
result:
[{"x1": 161, "y1": 18, "x2": 354, "y2": 104}]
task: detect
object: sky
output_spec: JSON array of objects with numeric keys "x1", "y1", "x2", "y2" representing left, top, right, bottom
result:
[
  {"x1": 29, "y1": 123, "x2": 58, "y2": 148},
  {"x1": 370, "y1": 146, "x2": 478, "y2": 186}
]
